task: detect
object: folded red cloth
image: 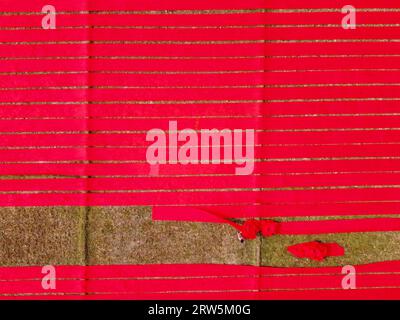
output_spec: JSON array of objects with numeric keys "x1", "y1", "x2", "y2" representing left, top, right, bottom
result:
[{"x1": 287, "y1": 241, "x2": 345, "y2": 261}]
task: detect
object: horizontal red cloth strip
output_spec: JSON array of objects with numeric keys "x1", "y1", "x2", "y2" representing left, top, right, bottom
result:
[
  {"x1": 2, "y1": 188, "x2": 400, "y2": 204},
  {"x1": 1, "y1": 262, "x2": 400, "y2": 299},
  {"x1": 4, "y1": 0, "x2": 399, "y2": 11},
  {"x1": 0, "y1": 29, "x2": 276, "y2": 42},
  {"x1": 2, "y1": 117, "x2": 400, "y2": 132},
  {"x1": 5, "y1": 173, "x2": 400, "y2": 190},
  {"x1": 3, "y1": 189, "x2": 400, "y2": 206},
  {"x1": 3, "y1": 147, "x2": 400, "y2": 164},
  {"x1": 152, "y1": 207, "x2": 400, "y2": 234},
  {"x1": 14, "y1": 27, "x2": 400, "y2": 42},
  {"x1": 1, "y1": 102, "x2": 400, "y2": 118}
]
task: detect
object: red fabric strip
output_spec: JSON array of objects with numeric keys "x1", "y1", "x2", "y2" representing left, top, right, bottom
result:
[
  {"x1": 2, "y1": 116, "x2": 400, "y2": 132},
  {"x1": 152, "y1": 207, "x2": 400, "y2": 234},
  {"x1": 4, "y1": 173, "x2": 400, "y2": 192},
  {"x1": 2, "y1": 0, "x2": 399, "y2": 11},
  {"x1": 7, "y1": 27, "x2": 400, "y2": 42},
  {"x1": 3, "y1": 71, "x2": 400, "y2": 87},
  {"x1": 3, "y1": 12, "x2": 400, "y2": 28},
  {"x1": 5, "y1": 42, "x2": 400, "y2": 58}
]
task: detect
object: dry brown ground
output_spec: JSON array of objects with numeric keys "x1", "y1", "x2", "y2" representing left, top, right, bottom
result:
[{"x1": 1, "y1": 206, "x2": 400, "y2": 267}]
